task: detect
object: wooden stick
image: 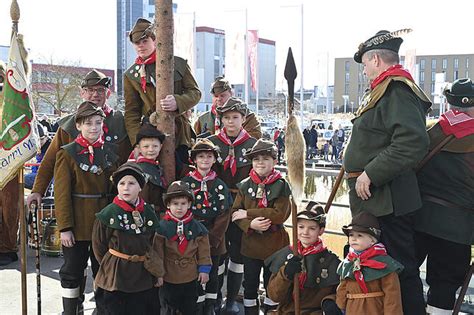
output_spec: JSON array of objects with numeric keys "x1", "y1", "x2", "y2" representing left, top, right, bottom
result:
[
  {"x1": 18, "y1": 168, "x2": 27, "y2": 315},
  {"x1": 155, "y1": 0, "x2": 176, "y2": 183},
  {"x1": 30, "y1": 203, "x2": 41, "y2": 315},
  {"x1": 324, "y1": 166, "x2": 345, "y2": 214},
  {"x1": 453, "y1": 263, "x2": 473, "y2": 315},
  {"x1": 290, "y1": 195, "x2": 300, "y2": 315}
]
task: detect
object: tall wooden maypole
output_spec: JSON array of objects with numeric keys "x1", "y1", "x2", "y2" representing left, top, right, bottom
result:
[{"x1": 155, "y1": 0, "x2": 175, "y2": 183}]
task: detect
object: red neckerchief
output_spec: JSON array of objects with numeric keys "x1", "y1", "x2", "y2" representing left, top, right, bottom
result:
[
  {"x1": 188, "y1": 169, "x2": 217, "y2": 207},
  {"x1": 101, "y1": 103, "x2": 112, "y2": 135},
  {"x1": 346, "y1": 243, "x2": 388, "y2": 293},
  {"x1": 113, "y1": 196, "x2": 145, "y2": 213},
  {"x1": 211, "y1": 103, "x2": 220, "y2": 134},
  {"x1": 439, "y1": 109, "x2": 474, "y2": 139},
  {"x1": 163, "y1": 209, "x2": 194, "y2": 254},
  {"x1": 289, "y1": 239, "x2": 327, "y2": 290},
  {"x1": 136, "y1": 154, "x2": 160, "y2": 165},
  {"x1": 74, "y1": 134, "x2": 104, "y2": 164},
  {"x1": 135, "y1": 51, "x2": 157, "y2": 93},
  {"x1": 217, "y1": 128, "x2": 251, "y2": 176},
  {"x1": 370, "y1": 64, "x2": 414, "y2": 90},
  {"x1": 249, "y1": 169, "x2": 282, "y2": 208}
]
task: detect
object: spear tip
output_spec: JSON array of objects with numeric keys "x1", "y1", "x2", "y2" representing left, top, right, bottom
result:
[{"x1": 10, "y1": 0, "x2": 20, "y2": 22}]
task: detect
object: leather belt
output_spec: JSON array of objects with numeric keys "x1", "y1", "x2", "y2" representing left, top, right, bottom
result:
[
  {"x1": 72, "y1": 193, "x2": 113, "y2": 199},
  {"x1": 108, "y1": 248, "x2": 145, "y2": 262},
  {"x1": 423, "y1": 195, "x2": 472, "y2": 212},
  {"x1": 345, "y1": 171, "x2": 363, "y2": 179},
  {"x1": 347, "y1": 292, "x2": 384, "y2": 299}
]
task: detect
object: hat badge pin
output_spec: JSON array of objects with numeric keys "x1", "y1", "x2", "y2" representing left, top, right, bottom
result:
[{"x1": 462, "y1": 97, "x2": 469, "y2": 104}]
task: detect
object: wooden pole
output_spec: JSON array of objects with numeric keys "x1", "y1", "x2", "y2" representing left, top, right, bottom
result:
[
  {"x1": 155, "y1": 0, "x2": 176, "y2": 183},
  {"x1": 18, "y1": 168, "x2": 27, "y2": 315}
]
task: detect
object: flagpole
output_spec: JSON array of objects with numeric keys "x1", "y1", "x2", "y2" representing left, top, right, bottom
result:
[{"x1": 244, "y1": 8, "x2": 249, "y2": 105}]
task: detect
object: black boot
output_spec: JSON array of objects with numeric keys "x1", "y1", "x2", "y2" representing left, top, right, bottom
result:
[
  {"x1": 62, "y1": 297, "x2": 79, "y2": 315},
  {"x1": 244, "y1": 305, "x2": 259, "y2": 315},
  {"x1": 321, "y1": 299, "x2": 343, "y2": 315},
  {"x1": 204, "y1": 301, "x2": 216, "y2": 315},
  {"x1": 222, "y1": 271, "x2": 243, "y2": 314}
]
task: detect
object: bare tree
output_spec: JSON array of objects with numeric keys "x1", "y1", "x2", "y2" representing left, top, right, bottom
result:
[{"x1": 31, "y1": 56, "x2": 85, "y2": 115}]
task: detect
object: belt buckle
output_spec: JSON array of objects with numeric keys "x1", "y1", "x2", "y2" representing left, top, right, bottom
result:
[{"x1": 128, "y1": 255, "x2": 140, "y2": 262}]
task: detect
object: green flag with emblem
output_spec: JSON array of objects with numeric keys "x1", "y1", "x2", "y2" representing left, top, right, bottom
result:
[{"x1": 0, "y1": 31, "x2": 39, "y2": 189}]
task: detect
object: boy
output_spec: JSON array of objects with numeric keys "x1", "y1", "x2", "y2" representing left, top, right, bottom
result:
[
  {"x1": 336, "y1": 212, "x2": 404, "y2": 315},
  {"x1": 207, "y1": 96, "x2": 257, "y2": 313},
  {"x1": 54, "y1": 101, "x2": 119, "y2": 314},
  {"x1": 129, "y1": 122, "x2": 167, "y2": 213},
  {"x1": 231, "y1": 139, "x2": 292, "y2": 314},
  {"x1": 92, "y1": 162, "x2": 160, "y2": 314},
  {"x1": 265, "y1": 202, "x2": 341, "y2": 314},
  {"x1": 155, "y1": 181, "x2": 212, "y2": 315},
  {"x1": 182, "y1": 139, "x2": 232, "y2": 313}
]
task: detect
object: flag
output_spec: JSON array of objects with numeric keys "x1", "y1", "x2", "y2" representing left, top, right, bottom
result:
[
  {"x1": 0, "y1": 32, "x2": 39, "y2": 189},
  {"x1": 247, "y1": 30, "x2": 258, "y2": 92}
]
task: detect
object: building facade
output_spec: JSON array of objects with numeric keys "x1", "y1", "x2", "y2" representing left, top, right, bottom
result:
[{"x1": 334, "y1": 53, "x2": 474, "y2": 113}]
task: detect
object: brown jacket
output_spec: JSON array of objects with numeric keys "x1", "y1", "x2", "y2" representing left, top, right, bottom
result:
[
  {"x1": 267, "y1": 267, "x2": 336, "y2": 315},
  {"x1": 336, "y1": 272, "x2": 403, "y2": 315},
  {"x1": 54, "y1": 144, "x2": 117, "y2": 240},
  {"x1": 32, "y1": 112, "x2": 131, "y2": 196},
  {"x1": 194, "y1": 111, "x2": 262, "y2": 139},
  {"x1": 232, "y1": 177, "x2": 292, "y2": 260},
  {"x1": 124, "y1": 56, "x2": 201, "y2": 147}
]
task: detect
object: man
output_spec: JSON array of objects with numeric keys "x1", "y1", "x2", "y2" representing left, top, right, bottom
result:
[
  {"x1": 194, "y1": 76, "x2": 262, "y2": 139},
  {"x1": 343, "y1": 30, "x2": 432, "y2": 315},
  {"x1": 124, "y1": 17, "x2": 201, "y2": 164},
  {"x1": 414, "y1": 78, "x2": 474, "y2": 315}
]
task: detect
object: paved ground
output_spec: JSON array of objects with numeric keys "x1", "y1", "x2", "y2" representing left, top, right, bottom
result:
[{"x1": 1, "y1": 246, "x2": 473, "y2": 314}]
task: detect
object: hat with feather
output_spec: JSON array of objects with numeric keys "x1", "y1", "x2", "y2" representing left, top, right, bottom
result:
[{"x1": 354, "y1": 29, "x2": 412, "y2": 63}]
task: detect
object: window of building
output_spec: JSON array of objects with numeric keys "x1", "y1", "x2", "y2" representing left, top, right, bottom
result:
[
  {"x1": 431, "y1": 58, "x2": 437, "y2": 70},
  {"x1": 467, "y1": 58, "x2": 470, "y2": 68},
  {"x1": 214, "y1": 60, "x2": 220, "y2": 78},
  {"x1": 454, "y1": 70, "x2": 459, "y2": 80},
  {"x1": 431, "y1": 72, "x2": 436, "y2": 81},
  {"x1": 214, "y1": 37, "x2": 220, "y2": 56},
  {"x1": 419, "y1": 83, "x2": 424, "y2": 91},
  {"x1": 149, "y1": 0, "x2": 154, "y2": 5},
  {"x1": 466, "y1": 71, "x2": 469, "y2": 78},
  {"x1": 148, "y1": 13, "x2": 154, "y2": 18},
  {"x1": 442, "y1": 58, "x2": 447, "y2": 70},
  {"x1": 454, "y1": 58, "x2": 459, "y2": 69},
  {"x1": 345, "y1": 61, "x2": 350, "y2": 72},
  {"x1": 420, "y1": 59, "x2": 425, "y2": 70},
  {"x1": 430, "y1": 82, "x2": 435, "y2": 94},
  {"x1": 345, "y1": 72, "x2": 350, "y2": 83},
  {"x1": 420, "y1": 71, "x2": 425, "y2": 82},
  {"x1": 344, "y1": 84, "x2": 349, "y2": 95}
]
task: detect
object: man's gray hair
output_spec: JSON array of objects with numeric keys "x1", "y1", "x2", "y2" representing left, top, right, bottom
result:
[{"x1": 365, "y1": 49, "x2": 400, "y2": 64}]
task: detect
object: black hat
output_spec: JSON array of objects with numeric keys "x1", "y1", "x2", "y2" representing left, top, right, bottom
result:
[
  {"x1": 342, "y1": 212, "x2": 381, "y2": 240},
  {"x1": 244, "y1": 139, "x2": 278, "y2": 160},
  {"x1": 136, "y1": 123, "x2": 166, "y2": 144},
  {"x1": 112, "y1": 162, "x2": 147, "y2": 188},
  {"x1": 163, "y1": 181, "x2": 195, "y2": 205},
  {"x1": 74, "y1": 101, "x2": 105, "y2": 123},
  {"x1": 81, "y1": 69, "x2": 112, "y2": 88},
  {"x1": 296, "y1": 201, "x2": 326, "y2": 227},
  {"x1": 353, "y1": 29, "x2": 411, "y2": 63},
  {"x1": 216, "y1": 97, "x2": 248, "y2": 117},
  {"x1": 210, "y1": 76, "x2": 231, "y2": 95},
  {"x1": 190, "y1": 138, "x2": 220, "y2": 161},
  {"x1": 443, "y1": 78, "x2": 474, "y2": 108},
  {"x1": 129, "y1": 18, "x2": 154, "y2": 43}
]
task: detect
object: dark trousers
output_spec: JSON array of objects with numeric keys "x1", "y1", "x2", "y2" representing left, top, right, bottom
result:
[
  {"x1": 202, "y1": 255, "x2": 220, "y2": 302},
  {"x1": 226, "y1": 222, "x2": 243, "y2": 264},
  {"x1": 95, "y1": 287, "x2": 159, "y2": 315},
  {"x1": 160, "y1": 280, "x2": 199, "y2": 315},
  {"x1": 60, "y1": 241, "x2": 99, "y2": 291},
  {"x1": 378, "y1": 213, "x2": 426, "y2": 315},
  {"x1": 415, "y1": 231, "x2": 471, "y2": 310},
  {"x1": 242, "y1": 256, "x2": 272, "y2": 304}
]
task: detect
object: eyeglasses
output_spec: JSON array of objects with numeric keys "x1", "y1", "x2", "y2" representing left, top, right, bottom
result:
[{"x1": 83, "y1": 87, "x2": 106, "y2": 95}]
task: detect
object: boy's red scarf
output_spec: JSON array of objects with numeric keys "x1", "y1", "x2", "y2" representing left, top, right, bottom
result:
[
  {"x1": 74, "y1": 134, "x2": 104, "y2": 164},
  {"x1": 188, "y1": 170, "x2": 217, "y2": 207},
  {"x1": 346, "y1": 243, "x2": 388, "y2": 293},
  {"x1": 163, "y1": 209, "x2": 193, "y2": 254},
  {"x1": 113, "y1": 196, "x2": 145, "y2": 213},
  {"x1": 135, "y1": 51, "x2": 157, "y2": 93},
  {"x1": 101, "y1": 104, "x2": 113, "y2": 135},
  {"x1": 370, "y1": 64, "x2": 414, "y2": 90},
  {"x1": 217, "y1": 128, "x2": 251, "y2": 176},
  {"x1": 290, "y1": 239, "x2": 326, "y2": 290},
  {"x1": 211, "y1": 103, "x2": 220, "y2": 133},
  {"x1": 249, "y1": 169, "x2": 282, "y2": 207},
  {"x1": 439, "y1": 109, "x2": 474, "y2": 138}
]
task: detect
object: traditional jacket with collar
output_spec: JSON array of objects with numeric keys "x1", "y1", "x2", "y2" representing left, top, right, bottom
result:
[
  {"x1": 265, "y1": 246, "x2": 340, "y2": 314},
  {"x1": 154, "y1": 217, "x2": 212, "y2": 284},
  {"x1": 336, "y1": 250, "x2": 404, "y2": 315},
  {"x1": 343, "y1": 76, "x2": 432, "y2": 217},
  {"x1": 92, "y1": 202, "x2": 160, "y2": 293},
  {"x1": 54, "y1": 142, "x2": 119, "y2": 240},
  {"x1": 232, "y1": 176, "x2": 292, "y2": 260},
  {"x1": 195, "y1": 110, "x2": 262, "y2": 139},
  {"x1": 32, "y1": 109, "x2": 131, "y2": 197},
  {"x1": 415, "y1": 122, "x2": 474, "y2": 245},
  {"x1": 135, "y1": 160, "x2": 167, "y2": 212},
  {"x1": 182, "y1": 174, "x2": 232, "y2": 255},
  {"x1": 124, "y1": 56, "x2": 201, "y2": 147}
]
